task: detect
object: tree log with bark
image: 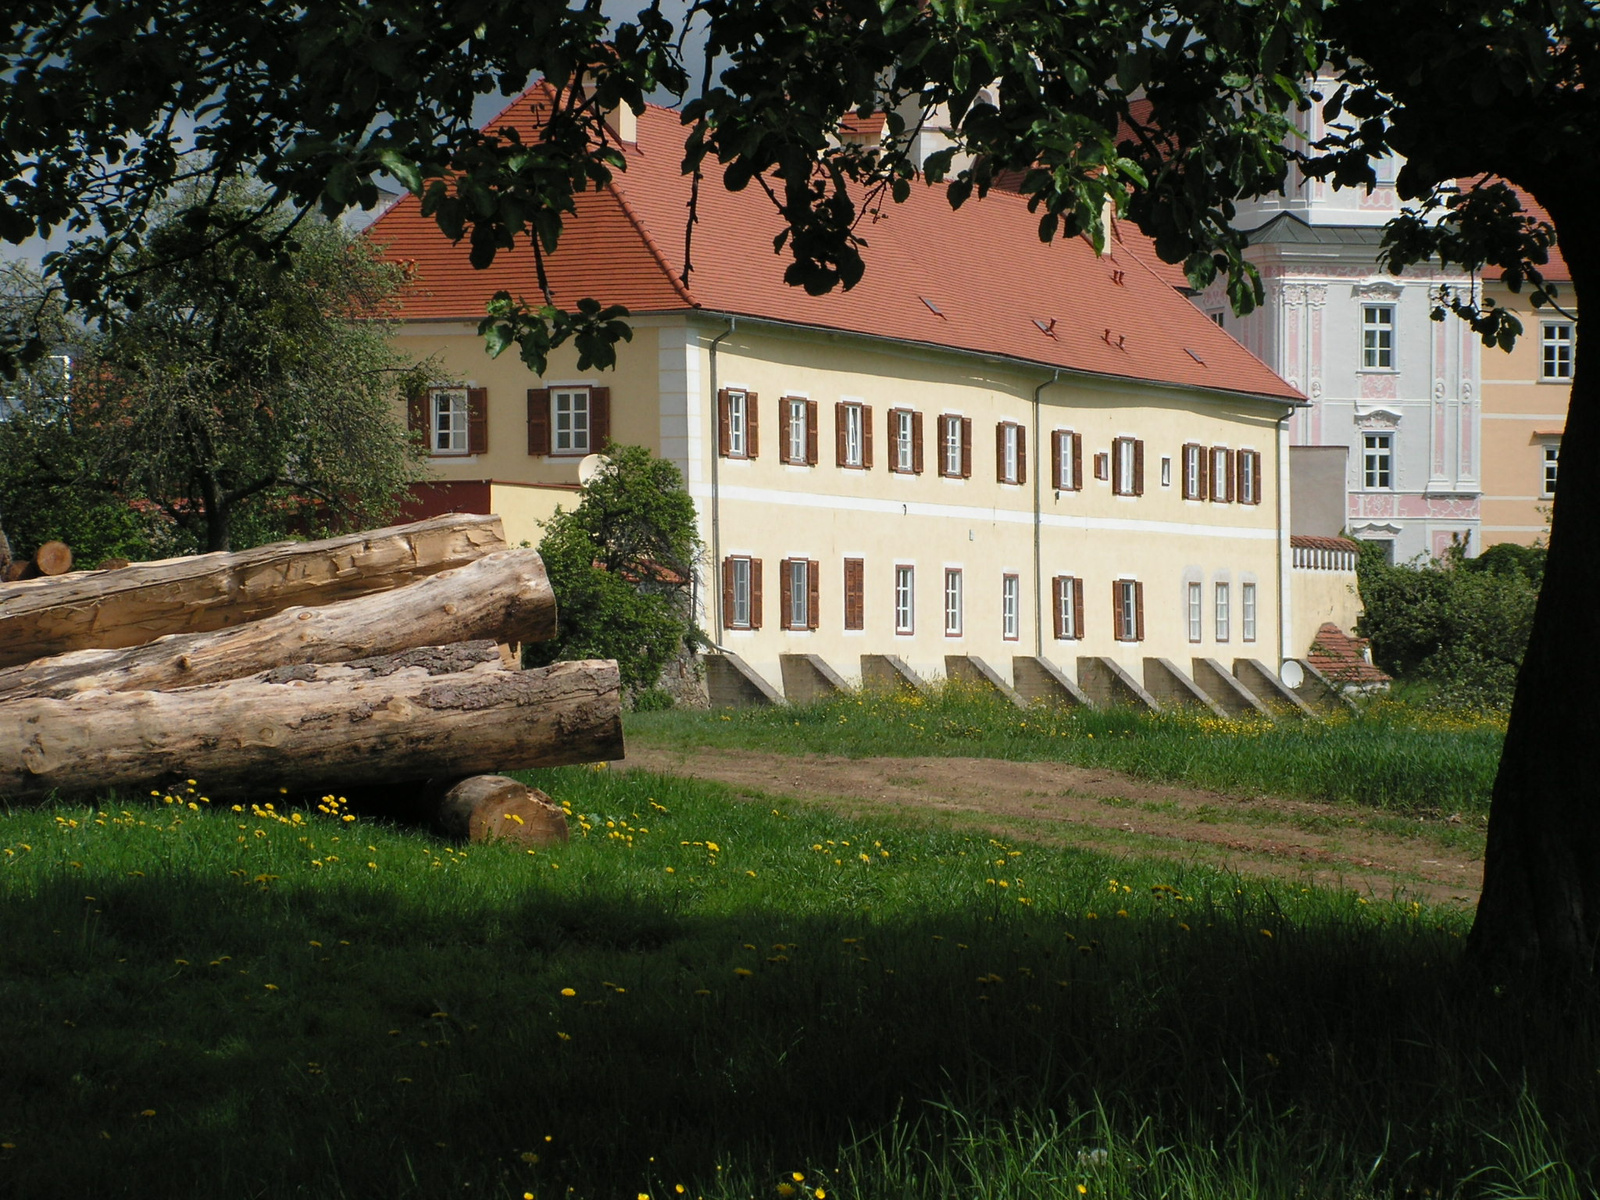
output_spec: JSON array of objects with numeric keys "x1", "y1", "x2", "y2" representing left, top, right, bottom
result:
[
  {"x1": 0, "y1": 548, "x2": 555, "y2": 701},
  {"x1": 0, "y1": 513, "x2": 506, "y2": 668},
  {"x1": 0, "y1": 656, "x2": 620, "y2": 800}
]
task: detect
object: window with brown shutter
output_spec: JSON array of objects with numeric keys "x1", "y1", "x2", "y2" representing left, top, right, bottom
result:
[
  {"x1": 719, "y1": 389, "x2": 754, "y2": 459},
  {"x1": 527, "y1": 388, "x2": 552, "y2": 456},
  {"x1": 1112, "y1": 437, "x2": 1140, "y2": 495},
  {"x1": 938, "y1": 415, "x2": 961, "y2": 478},
  {"x1": 807, "y1": 559, "x2": 820, "y2": 630},
  {"x1": 1094, "y1": 451, "x2": 1110, "y2": 481},
  {"x1": 723, "y1": 556, "x2": 759, "y2": 630},
  {"x1": 996, "y1": 422, "x2": 1026, "y2": 485},
  {"x1": 1052, "y1": 575, "x2": 1064, "y2": 637},
  {"x1": 1114, "y1": 578, "x2": 1143, "y2": 641},
  {"x1": 836, "y1": 402, "x2": 869, "y2": 468},
  {"x1": 843, "y1": 558, "x2": 864, "y2": 630},
  {"x1": 835, "y1": 402, "x2": 849, "y2": 466},
  {"x1": 1053, "y1": 575, "x2": 1084, "y2": 639},
  {"x1": 718, "y1": 388, "x2": 733, "y2": 457},
  {"x1": 779, "y1": 396, "x2": 794, "y2": 463},
  {"x1": 1238, "y1": 449, "x2": 1263, "y2": 504},
  {"x1": 1211, "y1": 445, "x2": 1233, "y2": 502},
  {"x1": 1182, "y1": 443, "x2": 1202, "y2": 499},
  {"x1": 466, "y1": 387, "x2": 488, "y2": 455},
  {"x1": 1053, "y1": 430, "x2": 1083, "y2": 490},
  {"x1": 780, "y1": 559, "x2": 793, "y2": 629},
  {"x1": 589, "y1": 386, "x2": 611, "y2": 451},
  {"x1": 889, "y1": 409, "x2": 923, "y2": 475},
  {"x1": 722, "y1": 557, "x2": 735, "y2": 627}
]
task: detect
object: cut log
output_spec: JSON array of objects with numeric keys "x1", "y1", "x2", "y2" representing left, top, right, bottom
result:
[
  {"x1": 434, "y1": 775, "x2": 569, "y2": 845},
  {"x1": 0, "y1": 549, "x2": 557, "y2": 701},
  {"x1": 0, "y1": 657, "x2": 621, "y2": 800},
  {"x1": 0, "y1": 513, "x2": 507, "y2": 669},
  {"x1": 33, "y1": 541, "x2": 72, "y2": 577}
]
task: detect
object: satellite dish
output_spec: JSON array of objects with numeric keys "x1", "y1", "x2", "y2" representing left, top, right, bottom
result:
[
  {"x1": 1279, "y1": 660, "x2": 1305, "y2": 689},
  {"x1": 576, "y1": 453, "x2": 611, "y2": 486}
]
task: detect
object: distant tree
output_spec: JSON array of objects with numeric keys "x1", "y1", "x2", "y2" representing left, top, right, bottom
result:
[{"x1": 526, "y1": 444, "x2": 700, "y2": 696}]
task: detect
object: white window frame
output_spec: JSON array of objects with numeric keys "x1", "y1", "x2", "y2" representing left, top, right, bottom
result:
[
  {"x1": 1543, "y1": 442, "x2": 1560, "y2": 497},
  {"x1": 1214, "y1": 581, "x2": 1230, "y2": 643},
  {"x1": 943, "y1": 415, "x2": 963, "y2": 477},
  {"x1": 552, "y1": 387, "x2": 592, "y2": 455},
  {"x1": 1183, "y1": 443, "x2": 1203, "y2": 498},
  {"x1": 1238, "y1": 448, "x2": 1258, "y2": 504},
  {"x1": 788, "y1": 558, "x2": 809, "y2": 630},
  {"x1": 1116, "y1": 579, "x2": 1140, "y2": 642},
  {"x1": 1001, "y1": 574, "x2": 1020, "y2": 641},
  {"x1": 1001, "y1": 422, "x2": 1022, "y2": 484},
  {"x1": 1362, "y1": 305, "x2": 1395, "y2": 370},
  {"x1": 1056, "y1": 576, "x2": 1078, "y2": 640},
  {"x1": 1210, "y1": 445, "x2": 1232, "y2": 502},
  {"x1": 895, "y1": 409, "x2": 915, "y2": 472},
  {"x1": 1186, "y1": 581, "x2": 1202, "y2": 643},
  {"x1": 787, "y1": 397, "x2": 808, "y2": 463},
  {"x1": 430, "y1": 387, "x2": 470, "y2": 455},
  {"x1": 1241, "y1": 582, "x2": 1257, "y2": 643},
  {"x1": 894, "y1": 565, "x2": 915, "y2": 635},
  {"x1": 729, "y1": 557, "x2": 752, "y2": 629},
  {"x1": 1542, "y1": 323, "x2": 1574, "y2": 381},
  {"x1": 1363, "y1": 432, "x2": 1393, "y2": 490},
  {"x1": 943, "y1": 568, "x2": 963, "y2": 637},
  {"x1": 1116, "y1": 437, "x2": 1137, "y2": 495},
  {"x1": 843, "y1": 403, "x2": 865, "y2": 467},
  {"x1": 726, "y1": 390, "x2": 748, "y2": 458}
]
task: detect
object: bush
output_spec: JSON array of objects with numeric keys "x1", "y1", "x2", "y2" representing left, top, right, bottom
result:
[{"x1": 1356, "y1": 541, "x2": 1540, "y2": 709}]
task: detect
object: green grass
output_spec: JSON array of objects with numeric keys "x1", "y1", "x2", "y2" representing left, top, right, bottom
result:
[
  {"x1": 629, "y1": 685, "x2": 1506, "y2": 814},
  {"x1": 1, "y1": 766, "x2": 1591, "y2": 1199}
]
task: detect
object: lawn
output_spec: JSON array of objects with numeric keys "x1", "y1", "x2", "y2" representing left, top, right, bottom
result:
[
  {"x1": 0, "y1": 755, "x2": 1589, "y2": 1200},
  {"x1": 629, "y1": 686, "x2": 1507, "y2": 814}
]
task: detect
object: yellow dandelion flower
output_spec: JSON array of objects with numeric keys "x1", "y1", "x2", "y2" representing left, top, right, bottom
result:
[
  {"x1": 560, "y1": 988, "x2": 576, "y2": 997},
  {"x1": 777, "y1": 1186, "x2": 796, "y2": 1199},
  {"x1": 140, "y1": 1109, "x2": 156, "y2": 1117},
  {"x1": 792, "y1": 1172, "x2": 805, "y2": 1182},
  {"x1": 734, "y1": 968, "x2": 753, "y2": 977},
  {"x1": 556, "y1": 1032, "x2": 571, "y2": 1041},
  {"x1": 1078, "y1": 1187, "x2": 1087, "y2": 1195}
]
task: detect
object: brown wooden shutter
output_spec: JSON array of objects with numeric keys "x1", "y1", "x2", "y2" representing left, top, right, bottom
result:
[
  {"x1": 938, "y1": 416, "x2": 952, "y2": 477},
  {"x1": 1199, "y1": 444, "x2": 1212, "y2": 499},
  {"x1": 1135, "y1": 581, "x2": 1145, "y2": 641},
  {"x1": 408, "y1": 387, "x2": 429, "y2": 439},
  {"x1": 1051, "y1": 575, "x2": 1064, "y2": 638},
  {"x1": 780, "y1": 559, "x2": 794, "y2": 630},
  {"x1": 1113, "y1": 579, "x2": 1125, "y2": 640},
  {"x1": 996, "y1": 422, "x2": 1007, "y2": 482},
  {"x1": 466, "y1": 387, "x2": 489, "y2": 455},
  {"x1": 861, "y1": 405, "x2": 873, "y2": 469},
  {"x1": 912, "y1": 411, "x2": 924, "y2": 474},
  {"x1": 745, "y1": 391, "x2": 758, "y2": 458},
  {"x1": 1017, "y1": 425, "x2": 1027, "y2": 485},
  {"x1": 717, "y1": 388, "x2": 732, "y2": 456},
  {"x1": 1052, "y1": 431, "x2": 1063, "y2": 490},
  {"x1": 960, "y1": 417, "x2": 973, "y2": 478},
  {"x1": 835, "y1": 402, "x2": 848, "y2": 465},
  {"x1": 1182, "y1": 444, "x2": 1198, "y2": 499},
  {"x1": 806, "y1": 401, "x2": 819, "y2": 465},
  {"x1": 722, "y1": 558, "x2": 736, "y2": 629},
  {"x1": 887, "y1": 409, "x2": 903, "y2": 473},
  {"x1": 750, "y1": 558, "x2": 763, "y2": 629},
  {"x1": 1072, "y1": 577, "x2": 1085, "y2": 640},
  {"x1": 844, "y1": 558, "x2": 864, "y2": 630},
  {"x1": 1072, "y1": 433, "x2": 1083, "y2": 490},
  {"x1": 1247, "y1": 450, "x2": 1263, "y2": 504},
  {"x1": 1111, "y1": 438, "x2": 1123, "y2": 493},
  {"x1": 778, "y1": 397, "x2": 792, "y2": 464},
  {"x1": 1132, "y1": 439, "x2": 1144, "y2": 495},
  {"x1": 807, "y1": 559, "x2": 820, "y2": 629},
  {"x1": 526, "y1": 389, "x2": 551, "y2": 456},
  {"x1": 588, "y1": 387, "x2": 610, "y2": 451}
]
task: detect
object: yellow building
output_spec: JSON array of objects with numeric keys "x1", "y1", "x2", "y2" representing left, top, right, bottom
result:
[{"x1": 371, "y1": 88, "x2": 1313, "y2": 707}]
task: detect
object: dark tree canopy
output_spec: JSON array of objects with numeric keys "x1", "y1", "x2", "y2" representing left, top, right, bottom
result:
[{"x1": 5, "y1": 1, "x2": 1598, "y2": 971}]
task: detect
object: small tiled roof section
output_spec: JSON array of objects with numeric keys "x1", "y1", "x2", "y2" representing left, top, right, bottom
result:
[
  {"x1": 1290, "y1": 534, "x2": 1359, "y2": 553},
  {"x1": 1307, "y1": 623, "x2": 1392, "y2": 686},
  {"x1": 367, "y1": 86, "x2": 1302, "y2": 404}
]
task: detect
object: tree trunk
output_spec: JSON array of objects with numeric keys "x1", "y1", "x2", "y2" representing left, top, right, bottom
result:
[
  {"x1": 0, "y1": 657, "x2": 621, "y2": 800},
  {"x1": 0, "y1": 548, "x2": 556, "y2": 701},
  {"x1": 0, "y1": 513, "x2": 507, "y2": 668},
  {"x1": 433, "y1": 775, "x2": 570, "y2": 845},
  {"x1": 1467, "y1": 199, "x2": 1600, "y2": 976}
]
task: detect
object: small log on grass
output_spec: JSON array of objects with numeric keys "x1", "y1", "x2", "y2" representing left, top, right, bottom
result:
[
  {"x1": 0, "y1": 513, "x2": 507, "y2": 668},
  {"x1": 0, "y1": 549, "x2": 556, "y2": 701},
  {"x1": 0, "y1": 657, "x2": 622, "y2": 801},
  {"x1": 435, "y1": 775, "x2": 569, "y2": 845}
]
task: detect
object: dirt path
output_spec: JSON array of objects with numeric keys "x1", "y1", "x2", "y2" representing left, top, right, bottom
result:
[{"x1": 620, "y1": 744, "x2": 1485, "y2": 906}]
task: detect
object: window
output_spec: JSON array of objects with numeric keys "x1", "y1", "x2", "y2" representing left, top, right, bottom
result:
[
  {"x1": 431, "y1": 387, "x2": 469, "y2": 454},
  {"x1": 1210, "y1": 445, "x2": 1233, "y2": 503},
  {"x1": 1160, "y1": 457, "x2": 1171, "y2": 488},
  {"x1": 1114, "y1": 579, "x2": 1144, "y2": 642},
  {"x1": 1362, "y1": 305, "x2": 1395, "y2": 369},
  {"x1": 996, "y1": 421, "x2": 1026, "y2": 484},
  {"x1": 779, "y1": 396, "x2": 818, "y2": 465},
  {"x1": 1052, "y1": 430, "x2": 1082, "y2": 491},
  {"x1": 844, "y1": 558, "x2": 864, "y2": 630},
  {"x1": 1182, "y1": 443, "x2": 1205, "y2": 500},
  {"x1": 939, "y1": 414, "x2": 972, "y2": 478},
  {"x1": 1052, "y1": 575, "x2": 1084, "y2": 640},
  {"x1": 894, "y1": 565, "x2": 915, "y2": 634},
  {"x1": 554, "y1": 388, "x2": 592, "y2": 453},
  {"x1": 1187, "y1": 581, "x2": 1203, "y2": 643},
  {"x1": 722, "y1": 556, "x2": 761, "y2": 630},
  {"x1": 1214, "y1": 582, "x2": 1230, "y2": 642},
  {"x1": 1542, "y1": 323, "x2": 1574, "y2": 381},
  {"x1": 1112, "y1": 437, "x2": 1144, "y2": 496},
  {"x1": 527, "y1": 386, "x2": 608, "y2": 456},
  {"x1": 1001, "y1": 574, "x2": 1020, "y2": 641},
  {"x1": 836, "y1": 401, "x2": 872, "y2": 468},
  {"x1": 943, "y1": 569, "x2": 963, "y2": 636},
  {"x1": 1094, "y1": 451, "x2": 1110, "y2": 481},
  {"x1": 718, "y1": 388, "x2": 757, "y2": 458},
  {"x1": 889, "y1": 408, "x2": 923, "y2": 474},
  {"x1": 1363, "y1": 432, "x2": 1393, "y2": 489},
  {"x1": 1237, "y1": 449, "x2": 1262, "y2": 505},
  {"x1": 1242, "y1": 582, "x2": 1257, "y2": 642},
  {"x1": 1209, "y1": 310, "x2": 1225, "y2": 327},
  {"x1": 1544, "y1": 442, "x2": 1560, "y2": 496},
  {"x1": 780, "y1": 557, "x2": 820, "y2": 631}
]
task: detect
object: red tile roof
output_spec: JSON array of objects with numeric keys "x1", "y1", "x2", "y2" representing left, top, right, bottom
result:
[
  {"x1": 1290, "y1": 534, "x2": 1359, "y2": 554},
  {"x1": 1307, "y1": 623, "x2": 1392, "y2": 687},
  {"x1": 368, "y1": 87, "x2": 1301, "y2": 403}
]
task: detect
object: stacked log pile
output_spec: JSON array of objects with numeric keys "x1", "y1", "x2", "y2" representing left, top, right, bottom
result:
[{"x1": 0, "y1": 514, "x2": 621, "y2": 844}]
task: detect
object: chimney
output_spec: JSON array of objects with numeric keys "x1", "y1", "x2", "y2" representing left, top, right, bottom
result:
[{"x1": 605, "y1": 103, "x2": 637, "y2": 145}]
